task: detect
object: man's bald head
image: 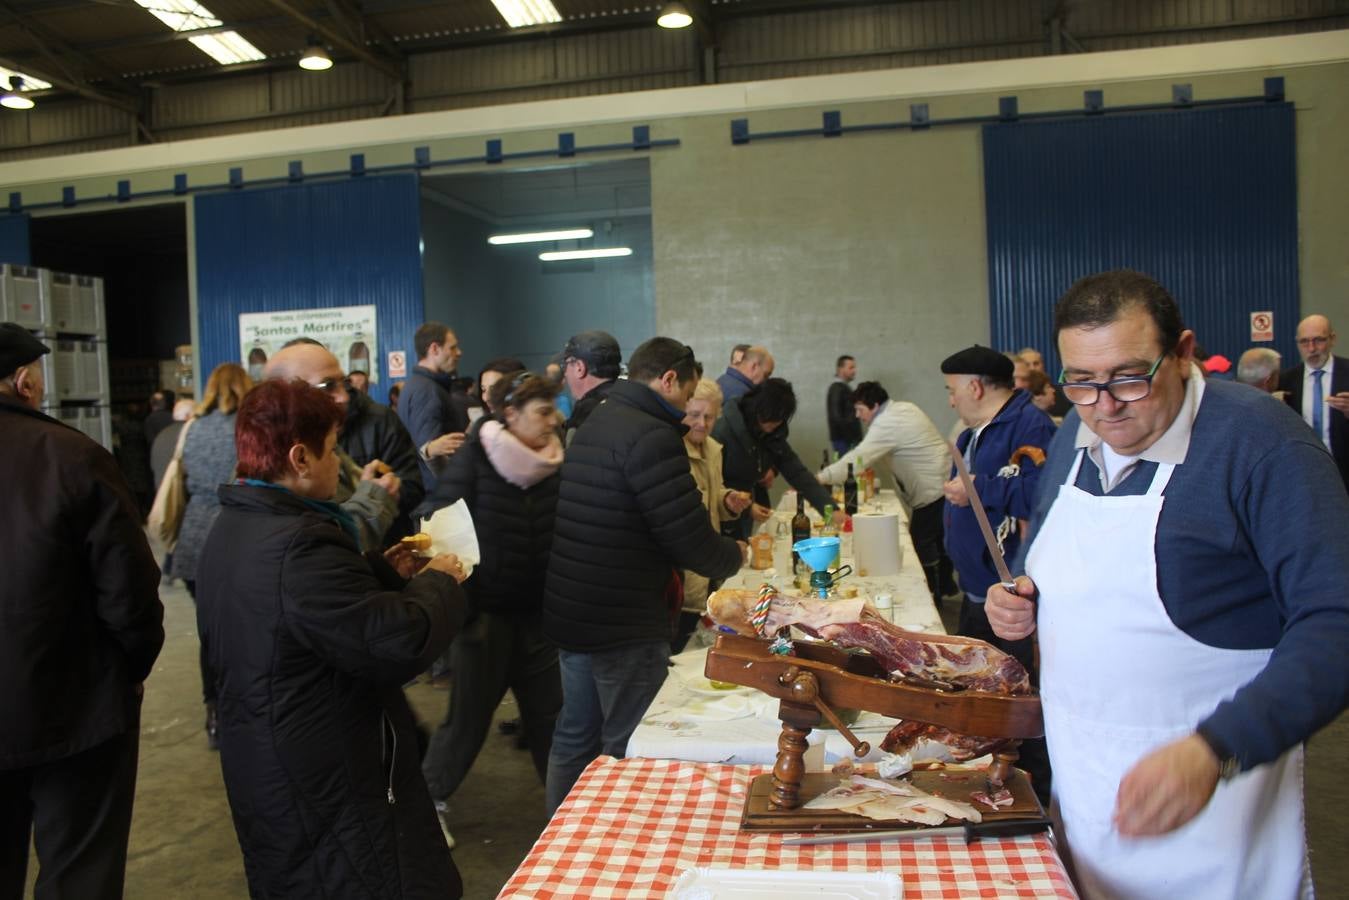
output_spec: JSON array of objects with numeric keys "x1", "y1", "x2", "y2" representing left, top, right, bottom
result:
[
  {"x1": 1236, "y1": 347, "x2": 1281, "y2": 393},
  {"x1": 1295, "y1": 314, "x2": 1336, "y2": 369},
  {"x1": 265, "y1": 342, "x2": 349, "y2": 411},
  {"x1": 735, "y1": 345, "x2": 774, "y2": 384}
]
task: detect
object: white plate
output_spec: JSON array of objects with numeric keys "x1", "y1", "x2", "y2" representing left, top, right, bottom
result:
[{"x1": 669, "y1": 867, "x2": 902, "y2": 899}]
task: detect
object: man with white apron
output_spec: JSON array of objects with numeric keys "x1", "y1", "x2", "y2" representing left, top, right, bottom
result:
[{"x1": 987, "y1": 270, "x2": 1349, "y2": 899}]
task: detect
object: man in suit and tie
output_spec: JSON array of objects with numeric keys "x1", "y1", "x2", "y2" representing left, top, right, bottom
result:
[{"x1": 1278, "y1": 314, "x2": 1349, "y2": 490}]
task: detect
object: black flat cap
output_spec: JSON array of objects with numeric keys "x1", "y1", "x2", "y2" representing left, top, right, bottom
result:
[
  {"x1": 562, "y1": 330, "x2": 622, "y2": 379},
  {"x1": 0, "y1": 322, "x2": 50, "y2": 380},
  {"x1": 940, "y1": 345, "x2": 1014, "y2": 379}
]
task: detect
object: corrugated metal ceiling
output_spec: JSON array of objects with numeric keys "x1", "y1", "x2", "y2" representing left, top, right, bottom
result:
[{"x1": 0, "y1": 0, "x2": 1345, "y2": 162}]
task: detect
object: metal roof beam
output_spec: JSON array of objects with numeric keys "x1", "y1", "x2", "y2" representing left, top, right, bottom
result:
[
  {"x1": 0, "y1": 0, "x2": 134, "y2": 81},
  {"x1": 0, "y1": 52, "x2": 140, "y2": 112},
  {"x1": 257, "y1": 0, "x2": 405, "y2": 81}
]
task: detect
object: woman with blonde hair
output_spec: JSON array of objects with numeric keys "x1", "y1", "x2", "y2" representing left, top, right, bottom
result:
[
  {"x1": 170, "y1": 361, "x2": 253, "y2": 749},
  {"x1": 676, "y1": 378, "x2": 751, "y2": 650}
]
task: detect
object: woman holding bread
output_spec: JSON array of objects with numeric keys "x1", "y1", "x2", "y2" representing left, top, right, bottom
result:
[
  {"x1": 420, "y1": 370, "x2": 564, "y2": 829},
  {"x1": 195, "y1": 379, "x2": 471, "y2": 899}
]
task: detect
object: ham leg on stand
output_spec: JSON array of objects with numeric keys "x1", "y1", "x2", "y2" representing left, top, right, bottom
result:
[{"x1": 706, "y1": 588, "x2": 1031, "y2": 758}]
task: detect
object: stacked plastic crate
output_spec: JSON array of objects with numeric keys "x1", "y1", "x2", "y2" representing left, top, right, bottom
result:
[{"x1": 0, "y1": 265, "x2": 112, "y2": 450}]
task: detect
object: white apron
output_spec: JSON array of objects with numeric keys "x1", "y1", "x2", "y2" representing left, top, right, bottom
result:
[{"x1": 1024, "y1": 449, "x2": 1308, "y2": 900}]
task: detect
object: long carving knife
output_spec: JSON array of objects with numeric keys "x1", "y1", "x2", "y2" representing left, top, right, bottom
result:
[
  {"x1": 948, "y1": 441, "x2": 1017, "y2": 589},
  {"x1": 782, "y1": 816, "x2": 1054, "y2": 846}
]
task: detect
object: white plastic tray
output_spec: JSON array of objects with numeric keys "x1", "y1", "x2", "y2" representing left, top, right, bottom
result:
[{"x1": 669, "y1": 867, "x2": 902, "y2": 899}]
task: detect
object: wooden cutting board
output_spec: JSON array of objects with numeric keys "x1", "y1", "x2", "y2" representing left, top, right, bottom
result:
[{"x1": 741, "y1": 766, "x2": 1044, "y2": 833}]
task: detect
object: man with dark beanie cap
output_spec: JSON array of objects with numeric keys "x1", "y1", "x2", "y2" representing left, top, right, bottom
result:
[
  {"x1": 560, "y1": 329, "x2": 621, "y2": 443},
  {"x1": 0, "y1": 323, "x2": 164, "y2": 899},
  {"x1": 939, "y1": 343, "x2": 1055, "y2": 805}
]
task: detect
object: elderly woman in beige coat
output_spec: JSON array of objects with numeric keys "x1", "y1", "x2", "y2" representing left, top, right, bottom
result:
[{"x1": 675, "y1": 379, "x2": 752, "y2": 651}]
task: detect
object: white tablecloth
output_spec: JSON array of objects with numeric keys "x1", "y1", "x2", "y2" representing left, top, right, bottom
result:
[{"x1": 628, "y1": 488, "x2": 944, "y2": 765}]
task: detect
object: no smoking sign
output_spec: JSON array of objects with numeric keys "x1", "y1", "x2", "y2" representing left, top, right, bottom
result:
[{"x1": 1250, "y1": 311, "x2": 1274, "y2": 342}]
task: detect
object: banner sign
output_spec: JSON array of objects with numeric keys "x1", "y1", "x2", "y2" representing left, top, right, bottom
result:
[{"x1": 240, "y1": 305, "x2": 378, "y2": 383}]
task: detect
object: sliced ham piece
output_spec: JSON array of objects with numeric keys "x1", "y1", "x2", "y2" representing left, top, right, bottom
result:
[{"x1": 879, "y1": 720, "x2": 1006, "y2": 761}]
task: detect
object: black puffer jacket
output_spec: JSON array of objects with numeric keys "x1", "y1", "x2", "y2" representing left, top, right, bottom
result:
[
  {"x1": 0, "y1": 396, "x2": 163, "y2": 769},
  {"x1": 196, "y1": 483, "x2": 467, "y2": 900},
  {"x1": 544, "y1": 379, "x2": 743, "y2": 652},
  {"x1": 563, "y1": 377, "x2": 615, "y2": 446},
  {"x1": 424, "y1": 424, "x2": 559, "y2": 616},
  {"x1": 712, "y1": 395, "x2": 834, "y2": 539},
  {"x1": 340, "y1": 389, "x2": 426, "y2": 544}
]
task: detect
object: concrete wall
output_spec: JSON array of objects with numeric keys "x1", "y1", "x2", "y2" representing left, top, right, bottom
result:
[
  {"x1": 651, "y1": 58, "x2": 1349, "y2": 459},
  {"x1": 493, "y1": 216, "x2": 655, "y2": 374},
  {"x1": 420, "y1": 199, "x2": 655, "y2": 380},
  {"x1": 420, "y1": 198, "x2": 504, "y2": 379},
  {"x1": 6, "y1": 34, "x2": 1347, "y2": 460}
]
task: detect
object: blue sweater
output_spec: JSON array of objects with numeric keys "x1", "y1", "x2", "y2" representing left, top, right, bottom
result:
[
  {"x1": 396, "y1": 365, "x2": 469, "y2": 495},
  {"x1": 945, "y1": 390, "x2": 1058, "y2": 597},
  {"x1": 1017, "y1": 379, "x2": 1349, "y2": 771}
]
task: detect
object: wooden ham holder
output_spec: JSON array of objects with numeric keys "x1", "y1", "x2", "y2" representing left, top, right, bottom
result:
[{"x1": 704, "y1": 633, "x2": 1046, "y2": 830}]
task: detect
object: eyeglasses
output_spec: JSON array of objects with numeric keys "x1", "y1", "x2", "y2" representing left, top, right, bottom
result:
[
  {"x1": 1296, "y1": 336, "x2": 1330, "y2": 347},
  {"x1": 312, "y1": 377, "x2": 350, "y2": 394},
  {"x1": 1058, "y1": 355, "x2": 1165, "y2": 406}
]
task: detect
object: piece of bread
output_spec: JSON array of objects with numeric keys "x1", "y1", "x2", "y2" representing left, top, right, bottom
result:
[{"x1": 400, "y1": 533, "x2": 432, "y2": 553}]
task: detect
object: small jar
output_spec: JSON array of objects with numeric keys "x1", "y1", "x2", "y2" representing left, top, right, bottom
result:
[{"x1": 872, "y1": 593, "x2": 894, "y2": 623}]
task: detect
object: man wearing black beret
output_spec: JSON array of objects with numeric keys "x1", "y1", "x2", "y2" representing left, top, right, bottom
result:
[
  {"x1": 940, "y1": 344, "x2": 1057, "y2": 806},
  {"x1": 0, "y1": 322, "x2": 164, "y2": 899},
  {"x1": 940, "y1": 344, "x2": 1056, "y2": 643}
]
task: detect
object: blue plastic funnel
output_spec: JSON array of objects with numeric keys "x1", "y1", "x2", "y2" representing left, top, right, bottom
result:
[{"x1": 793, "y1": 537, "x2": 841, "y2": 573}]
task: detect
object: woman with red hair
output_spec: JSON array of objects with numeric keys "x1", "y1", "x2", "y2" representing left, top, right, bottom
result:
[{"x1": 195, "y1": 379, "x2": 470, "y2": 899}]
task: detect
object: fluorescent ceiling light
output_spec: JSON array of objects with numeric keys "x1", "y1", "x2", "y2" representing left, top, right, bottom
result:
[
  {"x1": 490, "y1": 0, "x2": 562, "y2": 28},
  {"x1": 1, "y1": 76, "x2": 35, "y2": 110},
  {"x1": 299, "y1": 43, "x2": 333, "y2": 71},
  {"x1": 0, "y1": 67, "x2": 49, "y2": 92},
  {"x1": 133, "y1": 0, "x2": 266, "y2": 65},
  {"x1": 540, "y1": 248, "x2": 633, "y2": 261},
  {"x1": 488, "y1": 228, "x2": 594, "y2": 246},
  {"x1": 657, "y1": 2, "x2": 693, "y2": 29}
]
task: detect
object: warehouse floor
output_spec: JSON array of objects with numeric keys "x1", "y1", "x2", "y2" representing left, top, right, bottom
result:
[{"x1": 23, "y1": 584, "x2": 1349, "y2": 899}]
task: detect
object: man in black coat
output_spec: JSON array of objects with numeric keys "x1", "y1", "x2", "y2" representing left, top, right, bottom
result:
[
  {"x1": 340, "y1": 386, "x2": 426, "y2": 544},
  {"x1": 1278, "y1": 314, "x2": 1349, "y2": 490},
  {"x1": 713, "y1": 377, "x2": 839, "y2": 540},
  {"x1": 269, "y1": 340, "x2": 403, "y2": 551},
  {"x1": 0, "y1": 323, "x2": 164, "y2": 900},
  {"x1": 560, "y1": 329, "x2": 621, "y2": 445},
  {"x1": 826, "y1": 354, "x2": 861, "y2": 454},
  {"x1": 543, "y1": 337, "x2": 744, "y2": 815}
]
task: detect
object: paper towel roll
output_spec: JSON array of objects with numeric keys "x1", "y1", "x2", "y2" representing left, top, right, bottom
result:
[{"x1": 852, "y1": 512, "x2": 903, "y2": 577}]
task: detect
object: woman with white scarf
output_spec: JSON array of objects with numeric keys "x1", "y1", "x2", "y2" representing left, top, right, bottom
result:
[{"x1": 420, "y1": 371, "x2": 565, "y2": 838}]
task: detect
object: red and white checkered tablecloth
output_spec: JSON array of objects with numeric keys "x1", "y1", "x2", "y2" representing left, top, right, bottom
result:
[{"x1": 499, "y1": 757, "x2": 1077, "y2": 899}]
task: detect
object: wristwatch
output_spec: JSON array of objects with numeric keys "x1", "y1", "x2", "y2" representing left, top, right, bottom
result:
[
  {"x1": 1217, "y1": 755, "x2": 1242, "y2": 782},
  {"x1": 1196, "y1": 727, "x2": 1241, "y2": 781}
]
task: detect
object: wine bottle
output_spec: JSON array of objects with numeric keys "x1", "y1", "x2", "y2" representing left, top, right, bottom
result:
[
  {"x1": 843, "y1": 463, "x2": 858, "y2": 515},
  {"x1": 791, "y1": 495, "x2": 811, "y2": 574}
]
